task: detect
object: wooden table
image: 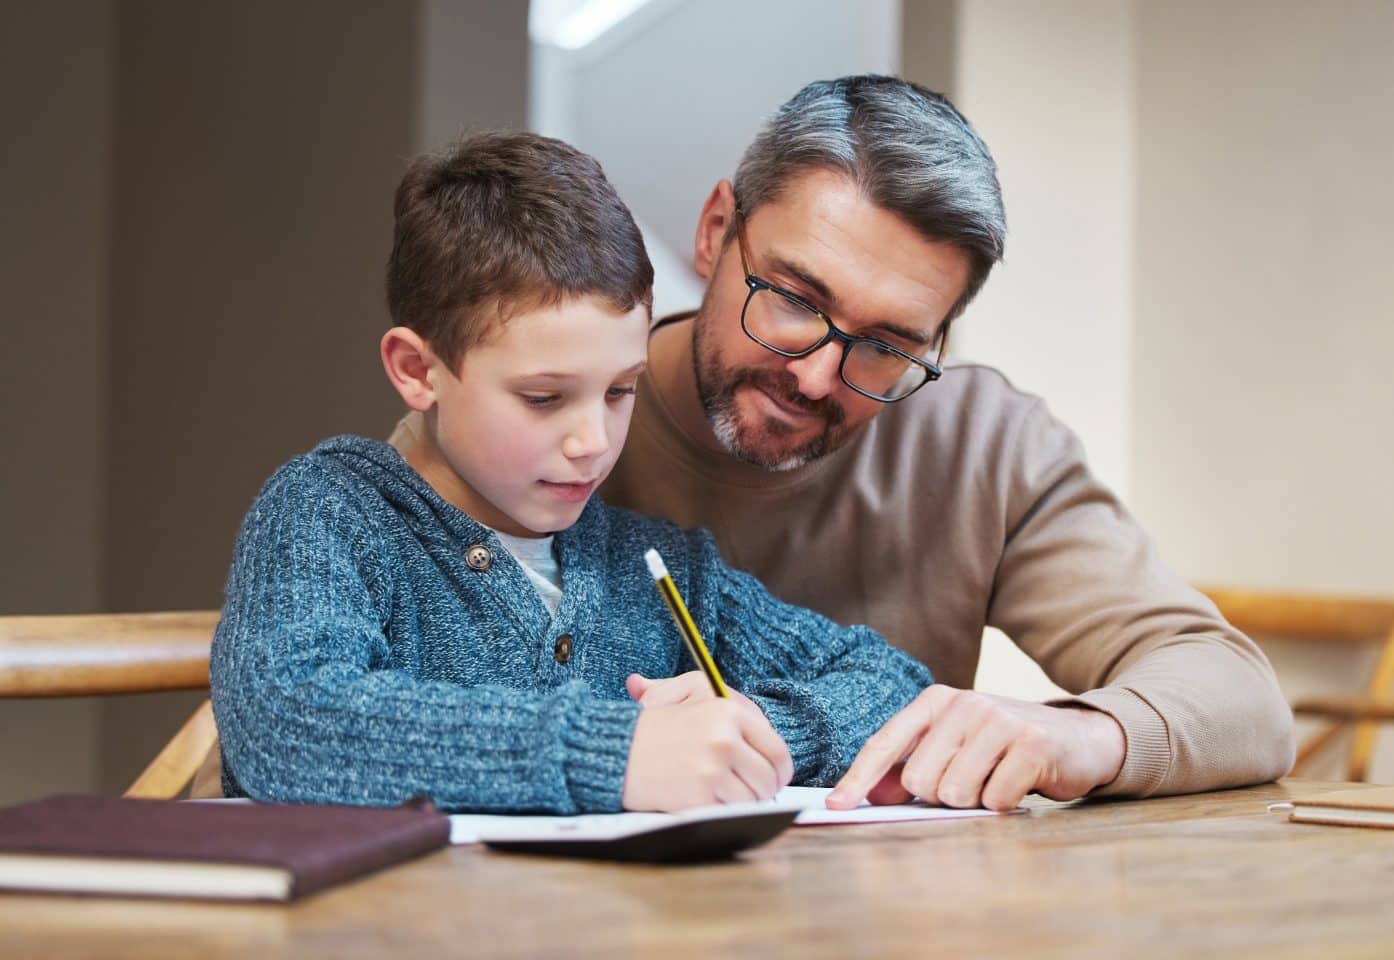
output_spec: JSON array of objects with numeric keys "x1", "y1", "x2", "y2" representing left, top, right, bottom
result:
[{"x1": 4, "y1": 779, "x2": 1393, "y2": 959}]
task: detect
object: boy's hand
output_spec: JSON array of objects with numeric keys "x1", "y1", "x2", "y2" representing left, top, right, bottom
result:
[
  {"x1": 621, "y1": 674, "x2": 794, "y2": 811},
  {"x1": 626, "y1": 671, "x2": 749, "y2": 708},
  {"x1": 626, "y1": 674, "x2": 785, "y2": 774}
]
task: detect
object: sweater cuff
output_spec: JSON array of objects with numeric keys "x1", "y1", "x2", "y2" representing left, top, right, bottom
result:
[
  {"x1": 559, "y1": 698, "x2": 642, "y2": 813},
  {"x1": 751, "y1": 694, "x2": 836, "y2": 785},
  {"x1": 1047, "y1": 687, "x2": 1171, "y2": 799}
]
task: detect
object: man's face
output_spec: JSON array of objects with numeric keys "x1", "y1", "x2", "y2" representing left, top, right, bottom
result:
[
  {"x1": 691, "y1": 170, "x2": 972, "y2": 470},
  {"x1": 426, "y1": 296, "x2": 649, "y2": 536}
]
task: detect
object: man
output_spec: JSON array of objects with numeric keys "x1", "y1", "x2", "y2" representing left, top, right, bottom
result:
[{"x1": 595, "y1": 75, "x2": 1294, "y2": 811}]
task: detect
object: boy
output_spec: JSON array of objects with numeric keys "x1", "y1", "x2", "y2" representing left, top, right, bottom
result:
[{"x1": 210, "y1": 131, "x2": 933, "y2": 814}]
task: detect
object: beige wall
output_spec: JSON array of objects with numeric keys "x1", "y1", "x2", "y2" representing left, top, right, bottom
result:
[
  {"x1": 952, "y1": 0, "x2": 1136, "y2": 497},
  {"x1": 1133, "y1": 0, "x2": 1394, "y2": 780}
]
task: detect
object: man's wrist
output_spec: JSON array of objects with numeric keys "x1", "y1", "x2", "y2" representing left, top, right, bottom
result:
[
  {"x1": 1058, "y1": 704, "x2": 1126, "y2": 791},
  {"x1": 1081, "y1": 706, "x2": 1126, "y2": 789}
]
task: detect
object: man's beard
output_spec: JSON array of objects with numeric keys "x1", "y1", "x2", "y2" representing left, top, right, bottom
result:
[{"x1": 691, "y1": 311, "x2": 849, "y2": 472}]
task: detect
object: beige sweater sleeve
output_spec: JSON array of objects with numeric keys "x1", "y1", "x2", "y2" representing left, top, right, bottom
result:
[{"x1": 989, "y1": 400, "x2": 1295, "y2": 798}]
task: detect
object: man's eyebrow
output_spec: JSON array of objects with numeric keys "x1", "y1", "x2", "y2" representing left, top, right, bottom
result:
[
  {"x1": 766, "y1": 254, "x2": 836, "y2": 307},
  {"x1": 765, "y1": 255, "x2": 935, "y2": 348},
  {"x1": 865, "y1": 322, "x2": 933, "y2": 348}
]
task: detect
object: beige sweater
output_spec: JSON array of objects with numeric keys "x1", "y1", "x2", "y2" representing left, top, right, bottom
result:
[{"x1": 596, "y1": 346, "x2": 1295, "y2": 799}]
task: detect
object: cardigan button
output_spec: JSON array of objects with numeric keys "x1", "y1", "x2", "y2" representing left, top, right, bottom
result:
[
  {"x1": 554, "y1": 634, "x2": 573, "y2": 664},
  {"x1": 465, "y1": 545, "x2": 493, "y2": 572}
]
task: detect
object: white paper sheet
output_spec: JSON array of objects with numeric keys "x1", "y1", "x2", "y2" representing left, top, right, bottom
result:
[
  {"x1": 449, "y1": 786, "x2": 1018, "y2": 844},
  {"x1": 778, "y1": 786, "x2": 1022, "y2": 825}
]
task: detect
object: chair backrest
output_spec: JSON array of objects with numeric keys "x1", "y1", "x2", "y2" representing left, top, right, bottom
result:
[
  {"x1": 0, "y1": 611, "x2": 219, "y2": 798},
  {"x1": 1198, "y1": 586, "x2": 1394, "y2": 781}
]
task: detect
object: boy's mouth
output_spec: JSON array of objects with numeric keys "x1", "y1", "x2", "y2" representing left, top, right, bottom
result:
[{"x1": 538, "y1": 479, "x2": 597, "y2": 503}]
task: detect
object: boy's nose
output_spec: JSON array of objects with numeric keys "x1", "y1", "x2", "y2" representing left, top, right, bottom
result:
[
  {"x1": 562, "y1": 411, "x2": 610, "y2": 462},
  {"x1": 784, "y1": 341, "x2": 842, "y2": 401}
]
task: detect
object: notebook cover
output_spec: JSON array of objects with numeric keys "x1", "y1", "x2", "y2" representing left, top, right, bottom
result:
[{"x1": 0, "y1": 794, "x2": 451, "y2": 900}]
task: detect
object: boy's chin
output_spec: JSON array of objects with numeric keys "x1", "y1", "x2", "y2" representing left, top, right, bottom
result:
[{"x1": 506, "y1": 499, "x2": 590, "y2": 537}]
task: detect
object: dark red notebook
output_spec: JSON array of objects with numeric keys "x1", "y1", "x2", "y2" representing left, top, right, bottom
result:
[{"x1": 0, "y1": 794, "x2": 450, "y2": 902}]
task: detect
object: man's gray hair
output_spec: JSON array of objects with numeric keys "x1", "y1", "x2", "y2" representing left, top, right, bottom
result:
[{"x1": 733, "y1": 75, "x2": 1006, "y2": 323}]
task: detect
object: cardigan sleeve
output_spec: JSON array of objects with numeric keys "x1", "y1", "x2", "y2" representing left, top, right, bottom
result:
[
  {"x1": 211, "y1": 459, "x2": 639, "y2": 814},
  {"x1": 681, "y1": 532, "x2": 934, "y2": 786}
]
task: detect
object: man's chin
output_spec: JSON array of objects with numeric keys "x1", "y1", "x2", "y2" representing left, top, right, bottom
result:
[{"x1": 712, "y1": 408, "x2": 828, "y2": 472}]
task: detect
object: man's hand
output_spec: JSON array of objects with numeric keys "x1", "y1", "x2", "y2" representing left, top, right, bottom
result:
[
  {"x1": 827, "y1": 685, "x2": 1125, "y2": 812},
  {"x1": 621, "y1": 672, "x2": 795, "y2": 811}
]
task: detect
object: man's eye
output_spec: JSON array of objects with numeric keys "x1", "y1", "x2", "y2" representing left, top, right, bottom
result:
[{"x1": 522, "y1": 394, "x2": 560, "y2": 407}]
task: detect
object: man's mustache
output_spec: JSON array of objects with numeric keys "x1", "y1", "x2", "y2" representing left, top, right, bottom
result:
[{"x1": 729, "y1": 367, "x2": 846, "y2": 427}]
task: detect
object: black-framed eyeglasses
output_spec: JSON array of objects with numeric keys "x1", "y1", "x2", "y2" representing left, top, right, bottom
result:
[{"x1": 734, "y1": 209, "x2": 948, "y2": 403}]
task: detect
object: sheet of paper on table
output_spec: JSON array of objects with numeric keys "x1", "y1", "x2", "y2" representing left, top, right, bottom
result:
[{"x1": 449, "y1": 786, "x2": 1020, "y2": 845}]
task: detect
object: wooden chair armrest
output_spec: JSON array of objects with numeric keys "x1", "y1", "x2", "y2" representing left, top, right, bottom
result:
[
  {"x1": 0, "y1": 611, "x2": 218, "y2": 697},
  {"x1": 1292, "y1": 697, "x2": 1394, "y2": 722},
  {"x1": 1196, "y1": 586, "x2": 1394, "y2": 640},
  {"x1": 125, "y1": 699, "x2": 219, "y2": 798}
]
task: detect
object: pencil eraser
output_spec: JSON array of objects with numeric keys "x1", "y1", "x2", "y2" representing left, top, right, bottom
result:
[{"x1": 644, "y1": 548, "x2": 668, "y2": 580}]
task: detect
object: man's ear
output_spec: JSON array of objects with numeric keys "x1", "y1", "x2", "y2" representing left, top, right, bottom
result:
[
  {"x1": 693, "y1": 179, "x2": 738, "y2": 281},
  {"x1": 380, "y1": 327, "x2": 441, "y2": 412}
]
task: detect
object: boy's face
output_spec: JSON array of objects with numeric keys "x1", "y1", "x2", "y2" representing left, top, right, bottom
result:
[{"x1": 413, "y1": 295, "x2": 649, "y2": 537}]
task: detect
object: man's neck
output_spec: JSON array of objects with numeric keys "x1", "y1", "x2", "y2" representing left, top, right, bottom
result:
[{"x1": 647, "y1": 314, "x2": 728, "y2": 456}]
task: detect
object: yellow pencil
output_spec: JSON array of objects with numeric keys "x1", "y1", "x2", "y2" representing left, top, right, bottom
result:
[{"x1": 644, "y1": 548, "x2": 729, "y2": 698}]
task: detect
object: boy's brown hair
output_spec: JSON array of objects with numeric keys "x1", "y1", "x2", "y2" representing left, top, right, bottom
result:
[{"x1": 386, "y1": 131, "x2": 653, "y2": 370}]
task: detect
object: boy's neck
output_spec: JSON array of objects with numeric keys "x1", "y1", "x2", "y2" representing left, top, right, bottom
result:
[
  {"x1": 402, "y1": 422, "x2": 470, "y2": 513},
  {"x1": 401, "y1": 417, "x2": 540, "y2": 538}
]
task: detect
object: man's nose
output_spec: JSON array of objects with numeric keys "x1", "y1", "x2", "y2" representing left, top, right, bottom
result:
[{"x1": 784, "y1": 341, "x2": 842, "y2": 401}]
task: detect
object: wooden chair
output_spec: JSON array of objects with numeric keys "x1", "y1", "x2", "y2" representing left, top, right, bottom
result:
[
  {"x1": 0, "y1": 611, "x2": 219, "y2": 798},
  {"x1": 1199, "y1": 587, "x2": 1394, "y2": 782}
]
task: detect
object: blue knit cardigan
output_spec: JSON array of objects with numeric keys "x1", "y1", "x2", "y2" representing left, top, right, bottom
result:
[{"x1": 210, "y1": 436, "x2": 933, "y2": 813}]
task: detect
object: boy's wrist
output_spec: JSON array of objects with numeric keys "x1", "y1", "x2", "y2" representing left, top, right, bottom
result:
[{"x1": 561, "y1": 697, "x2": 643, "y2": 814}]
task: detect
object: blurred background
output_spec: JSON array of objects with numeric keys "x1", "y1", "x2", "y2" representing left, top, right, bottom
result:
[{"x1": 1, "y1": 0, "x2": 1391, "y2": 800}]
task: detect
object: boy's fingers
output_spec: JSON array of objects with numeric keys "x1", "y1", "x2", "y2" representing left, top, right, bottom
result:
[
  {"x1": 625, "y1": 673, "x2": 651, "y2": 702},
  {"x1": 739, "y1": 711, "x2": 794, "y2": 788},
  {"x1": 828, "y1": 687, "x2": 946, "y2": 809},
  {"x1": 727, "y1": 691, "x2": 793, "y2": 784},
  {"x1": 630, "y1": 672, "x2": 705, "y2": 708},
  {"x1": 728, "y1": 739, "x2": 781, "y2": 802}
]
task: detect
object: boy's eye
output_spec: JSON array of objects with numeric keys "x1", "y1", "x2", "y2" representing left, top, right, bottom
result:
[{"x1": 521, "y1": 394, "x2": 560, "y2": 407}]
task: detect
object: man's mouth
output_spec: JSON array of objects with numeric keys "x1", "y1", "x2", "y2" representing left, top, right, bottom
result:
[{"x1": 750, "y1": 384, "x2": 821, "y2": 425}]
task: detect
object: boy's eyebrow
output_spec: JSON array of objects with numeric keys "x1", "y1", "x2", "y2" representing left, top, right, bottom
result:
[
  {"x1": 764, "y1": 254, "x2": 933, "y2": 347},
  {"x1": 513, "y1": 361, "x2": 648, "y2": 381}
]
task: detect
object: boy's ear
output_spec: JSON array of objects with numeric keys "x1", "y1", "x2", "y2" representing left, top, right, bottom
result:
[
  {"x1": 693, "y1": 179, "x2": 738, "y2": 281},
  {"x1": 380, "y1": 326, "x2": 441, "y2": 412}
]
